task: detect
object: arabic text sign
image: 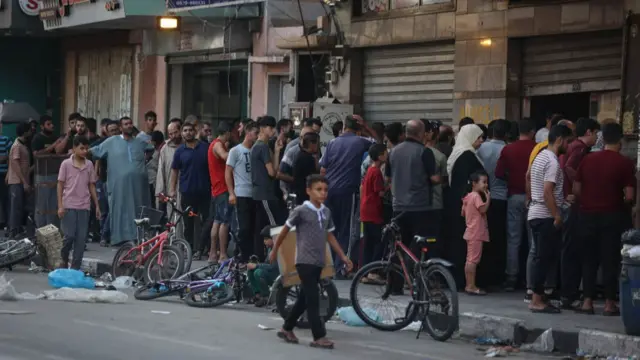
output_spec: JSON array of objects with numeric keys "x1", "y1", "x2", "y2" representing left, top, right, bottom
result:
[{"x1": 168, "y1": 0, "x2": 263, "y2": 10}]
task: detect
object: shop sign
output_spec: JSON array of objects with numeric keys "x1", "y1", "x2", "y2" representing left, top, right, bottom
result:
[
  {"x1": 105, "y1": 0, "x2": 120, "y2": 11},
  {"x1": 39, "y1": 0, "x2": 106, "y2": 21},
  {"x1": 19, "y1": 0, "x2": 41, "y2": 16},
  {"x1": 168, "y1": 0, "x2": 264, "y2": 11}
]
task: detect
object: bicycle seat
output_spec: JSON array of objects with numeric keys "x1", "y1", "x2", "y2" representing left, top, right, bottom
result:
[{"x1": 134, "y1": 218, "x2": 150, "y2": 226}]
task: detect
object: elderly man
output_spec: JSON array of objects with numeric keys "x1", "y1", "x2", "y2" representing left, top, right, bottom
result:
[{"x1": 156, "y1": 121, "x2": 182, "y2": 218}]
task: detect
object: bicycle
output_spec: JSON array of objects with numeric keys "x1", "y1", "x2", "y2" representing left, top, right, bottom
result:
[
  {"x1": 182, "y1": 255, "x2": 248, "y2": 308},
  {"x1": 154, "y1": 194, "x2": 194, "y2": 272},
  {"x1": 133, "y1": 262, "x2": 220, "y2": 301},
  {"x1": 349, "y1": 212, "x2": 459, "y2": 342},
  {"x1": 111, "y1": 199, "x2": 189, "y2": 284}
]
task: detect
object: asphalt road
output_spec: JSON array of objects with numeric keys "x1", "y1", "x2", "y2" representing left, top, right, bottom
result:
[{"x1": 1, "y1": 270, "x2": 555, "y2": 360}]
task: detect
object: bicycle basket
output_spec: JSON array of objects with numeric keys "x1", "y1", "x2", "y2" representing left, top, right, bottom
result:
[{"x1": 137, "y1": 206, "x2": 164, "y2": 226}]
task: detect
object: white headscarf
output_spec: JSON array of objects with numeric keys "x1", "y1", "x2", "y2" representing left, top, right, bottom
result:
[{"x1": 446, "y1": 124, "x2": 484, "y2": 184}]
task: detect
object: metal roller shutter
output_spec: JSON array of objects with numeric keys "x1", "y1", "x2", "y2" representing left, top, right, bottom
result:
[
  {"x1": 76, "y1": 47, "x2": 134, "y2": 120},
  {"x1": 362, "y1": 43, "x2": 455, "y2": 124},
  {"x1": 522, "y1": 31, "x2": 622, "y2": 97}
]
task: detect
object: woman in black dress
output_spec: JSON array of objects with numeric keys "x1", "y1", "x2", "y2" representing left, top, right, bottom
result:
[{"x1": 445, "y1": 124, "x2": 485, "y2": 289}]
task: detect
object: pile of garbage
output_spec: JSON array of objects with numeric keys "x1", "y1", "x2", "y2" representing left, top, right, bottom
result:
[{"x1": 0, "y1": 269, "x2": 133, "y2": 304}]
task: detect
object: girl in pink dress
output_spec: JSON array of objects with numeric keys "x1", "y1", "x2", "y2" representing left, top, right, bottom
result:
[{"x1": 461, "y1": 171, "x2": 491, "y2": 295}]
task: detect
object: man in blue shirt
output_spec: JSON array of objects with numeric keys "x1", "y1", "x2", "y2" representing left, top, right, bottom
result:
[
  {"x1": 170, "y1": 122, "x2": 211, "y2": 260},
  {"x1": 320, "y1": 115, "x2": 374, "y2": 274}
]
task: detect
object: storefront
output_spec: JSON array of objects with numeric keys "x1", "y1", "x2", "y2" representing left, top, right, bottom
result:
[
  {"x1": 166, "y1": 22, "x2": 253, "y2": 127},
  {"x1": 362, "y1": 43, "x2": 455, "y2": 124},
  {"x1": 521, "y1": 30, "x2": 622, "y2": 124},
  {"x1": 39, "y1": 0, "x2": 167, "y2": 125}
]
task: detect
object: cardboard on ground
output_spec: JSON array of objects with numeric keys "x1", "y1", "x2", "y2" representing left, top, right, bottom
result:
[{"x1": 270, "y1": 226, "x2": 335, "y2": 287}]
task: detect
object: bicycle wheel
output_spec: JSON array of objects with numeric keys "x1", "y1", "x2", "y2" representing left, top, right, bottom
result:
[
  {"x1": 112, "y1": 242, "x2": 138, "y2": 279},
  {"x1": 183, "y1": 283, "x2": 234, "y2": 308},
  {"x1": 418, "y1": 263, "x2": 459, "y2": 342},
  {"x1": 350, "y1": 260, "x2": 418, "y2": 331},
  {"x1": 134, "y1": 282, "x2": 176, "y2": 301},
  {"x1": 171, "y1": 238, "x2": 192, "y2": 273},
  {"x1": 276, "y1": 279, "x2": 339, "y2": 328},
  {"x1": 143, "y1": 245, "x2": 185, "y2": 284}
]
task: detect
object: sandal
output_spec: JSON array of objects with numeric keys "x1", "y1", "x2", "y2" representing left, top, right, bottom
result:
[
  {"x1": 193, "y1": 251, "x2": 202, "y2": 261},
  {"x1": 277, "y1": 330, "x2": 299, "y2": 344},
  {"x1": 99, "y1": 239, "x2": 109, "y2": 247},
  {"x1": 603, "y1": 308, "x2": 620, "y2": 316},
  {"x1": 465, "y1": 288, "x2": 487, "y2": 296},
  {"x1": 530, "y1": 304, "x2": 561, "y2": 314},
  {"x1": 574, "y1": 307, "x2": 595, "y2": 315},
  {"x1": 310, "y1": 338, "x2": 334, "y2": 349}
]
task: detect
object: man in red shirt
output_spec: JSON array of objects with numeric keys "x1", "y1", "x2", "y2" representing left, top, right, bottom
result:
[
  {"x1": 495, "y1": 118, "x2": 536, "y2": 291},
  {"x1": 558, "y1": 117, "x2": 599, "y2": 308},
  {"x1": 573, "y1": 122, "x2": 634, "y2": 316},
  {"x1": 207, "y1": 122, "x2": 232, "y2": 263}
]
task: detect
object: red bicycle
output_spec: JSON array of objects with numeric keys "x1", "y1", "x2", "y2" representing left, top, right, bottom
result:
[{"x1": 112, "y1": 195, "x2": 194, "y2": 283}]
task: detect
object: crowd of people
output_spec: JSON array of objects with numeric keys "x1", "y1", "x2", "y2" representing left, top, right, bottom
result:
[{"x1": 0, "y1": 110, "x2": 633, "y2": 321}]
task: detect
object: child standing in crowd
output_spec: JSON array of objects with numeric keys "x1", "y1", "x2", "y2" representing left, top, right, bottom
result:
[
  {"x1": 57, "y1": 136, "x2": 100, "y2": 269},
  {"x1": 270, "y1": 174, "x2": 353, "y2": 349},
  {"x1": 360, "y1": 143, "x2": 387, "y2": 273},
  {"x1": 462, "y1": 171, "x2": 490, "y2": 296}
]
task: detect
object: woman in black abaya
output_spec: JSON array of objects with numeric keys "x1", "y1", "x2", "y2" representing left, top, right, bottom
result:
[{"x1": 445, "y1": 124, "x2": 485, "y2": 289}]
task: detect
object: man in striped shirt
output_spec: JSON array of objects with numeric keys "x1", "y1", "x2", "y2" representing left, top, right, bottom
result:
[
  {"x1": 527, "y1": 124, "x2": 572, "y2": 314},
  {"x1": 0, "y1": 128, "x2": 11, "y2": 227}
]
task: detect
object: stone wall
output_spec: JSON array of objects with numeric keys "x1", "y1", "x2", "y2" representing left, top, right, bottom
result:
[{"x1": 329, "y1": 0, "x2": 627, "y2": 122}]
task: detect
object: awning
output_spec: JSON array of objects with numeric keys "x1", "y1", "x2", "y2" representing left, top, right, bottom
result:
[
  {"x1": 168, "y1": 0, "x2": 264, "y2": 12},
  {"x1": 0, "y1": 103, "x2": 40, "y2": 124},
  {"x1": 166, "y1": 50, "x2": 250, "y2": 65}
]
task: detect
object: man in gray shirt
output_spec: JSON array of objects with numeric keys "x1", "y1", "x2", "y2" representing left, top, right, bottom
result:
[
  {"x1": 226, "y1": 122, "x2": 259, "y2": 262},
  {"x1": 250, "y1": 116, "x2": 285, "y2": 261}
]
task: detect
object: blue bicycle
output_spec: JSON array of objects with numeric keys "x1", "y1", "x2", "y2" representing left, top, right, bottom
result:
[{"x1": 182, "y1": 256, "x2": 247, "y2": 308}]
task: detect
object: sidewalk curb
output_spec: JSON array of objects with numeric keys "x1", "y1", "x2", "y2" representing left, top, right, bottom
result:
[
  {"x1": 81, "y1": 258, "x2": 111, "y2": 278},
  {"x1": 338, "y1": 295, "x2": 639, "y2": 357}
]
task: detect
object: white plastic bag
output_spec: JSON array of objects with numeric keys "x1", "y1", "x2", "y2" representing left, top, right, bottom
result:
[
  {"x1": 0, "y1": 274, "x2": 42, "y2": 301},
  {"x1": 111, "y1": 276, "x2": 135, "y2": 290},
  {"x1": 521, "y1": 328, "x2": 554, "y2": 352},
  {"x1": 43, "y1": 288, "x2": 128, "y2": 303},
  {"x1": 336, "y1": 306, "x2": 381, "y2": 327}
]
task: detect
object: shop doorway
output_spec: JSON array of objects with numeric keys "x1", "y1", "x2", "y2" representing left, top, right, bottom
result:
[{"x1": 529, "y1": 92, "x2": 590, "y2": 128}]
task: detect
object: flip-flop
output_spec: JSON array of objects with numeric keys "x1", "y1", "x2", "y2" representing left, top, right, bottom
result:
[
  {"x1": 574, "y1": 307, "x2": 595, "y2": 315},
  {"x1": 310, "y1": 341, "x2": 334, "y2": 349},
  {"x1": 530, "y1": 305, "x2": 561, "y2": 314},
  {"x1": 603, "y1": 309, "x2": 620, "y2": 316},
  {"x1": 277, "y1": 331, "x2": 299, "y2": 344},
  {"x1": 465, "y1": 289, "x2": 487, "y2": 296}
]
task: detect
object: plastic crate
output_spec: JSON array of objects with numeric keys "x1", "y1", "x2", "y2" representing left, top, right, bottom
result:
[{"x1": 137, "y1": 206, "x2": 164, "y2": 226}]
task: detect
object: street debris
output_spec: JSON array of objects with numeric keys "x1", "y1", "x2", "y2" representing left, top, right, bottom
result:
[
  {"x1": 99, "y1": 272, "x2": 114, "y2": 282},
  {"x1": 0, "y1": 310, "x2": 35, "y2": 315},
  {"x1": 485, "y1": 346, "x2": 519, "y2": 357},
  {"x1": 336, "y1": 306, "x2": 380, "y2": 326},
  {"x1": 0, "y1": 274, "x2": 42, "y2": 300},
  {"x1": 48, "y1": 269, "x2": 95, "y2": 289},
  {"x1": 575, "y1": 349, "x2": 639, "y2": 360},
  {"x1": 520, "y1": 328, "x2": 554, "y2": 352},
  {"x1": 475, "y1": 337, "x2": 510, "y2": 345},
  {"x1": 112, "y1": 276, "x2": 135, "y2": 290},
  {"x1": 28, "y1": 261, "x2": 46, "y2": 273},
  {"x1": 43, "y1": 288, "x2": 128, "y2": 303},
  {"x1": 258, "y1": 324, "x2": 273, "y2": 330},
  {"x1": 151, "y1": 310, "x2": 171, "y2": 315}
]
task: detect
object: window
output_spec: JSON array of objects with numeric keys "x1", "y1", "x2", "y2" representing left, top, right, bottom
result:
[{"x1": 360, "y1": 0, "x2": 450, "y2": 14}]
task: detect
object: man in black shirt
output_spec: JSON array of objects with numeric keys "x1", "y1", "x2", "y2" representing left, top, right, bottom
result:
[
  {"x1": 31, "y1": 115, "x2": 61, "y2": 156},
  {"x1": 291, "y1": 132, "x2": 320, "y2": 204}
]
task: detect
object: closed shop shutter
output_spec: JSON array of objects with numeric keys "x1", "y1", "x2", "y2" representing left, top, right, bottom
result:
[
  {"x1": 522, "y1": 31, "x2": 622, "y2": 97},
  {"x1": 76, "y1": 47, "x2": 133, "y2": 120},
  {"x1": 362, "y1": 43, "x2": 455, "y2": 124}
]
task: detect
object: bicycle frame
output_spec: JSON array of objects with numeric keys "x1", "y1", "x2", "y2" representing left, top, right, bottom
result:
[{"x1": 118, "y1": 231, "x2": 171, "y2": 268}]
